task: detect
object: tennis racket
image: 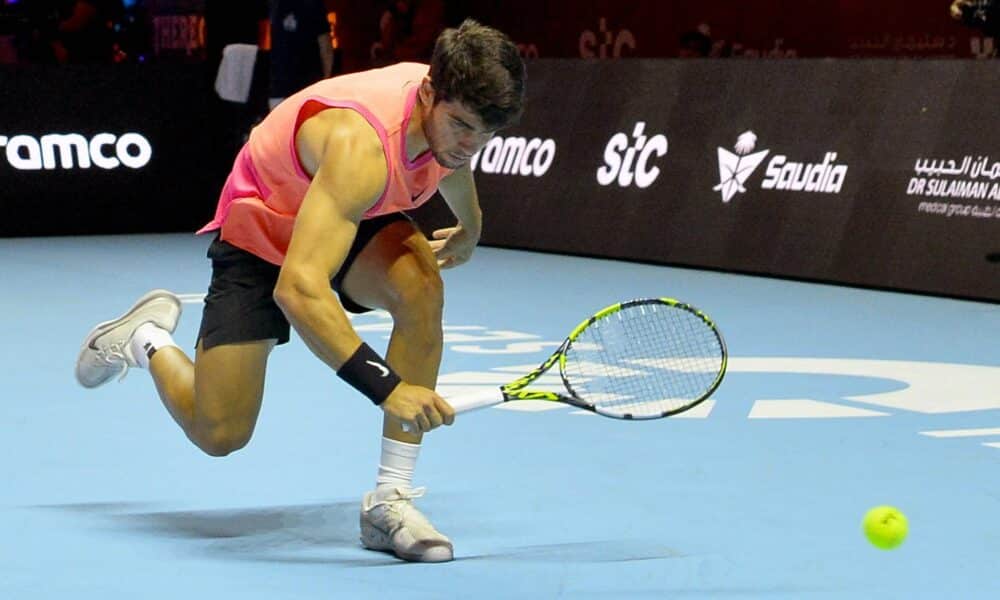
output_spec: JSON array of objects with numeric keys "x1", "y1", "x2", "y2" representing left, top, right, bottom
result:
[{"x1": 440, "y1": 297, "x2": 727, "y2": 421}]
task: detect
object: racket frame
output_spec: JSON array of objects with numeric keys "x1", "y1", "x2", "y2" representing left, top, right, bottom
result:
[{"x1": 499, "y1": 297, "x2": 728, "y2": 419}]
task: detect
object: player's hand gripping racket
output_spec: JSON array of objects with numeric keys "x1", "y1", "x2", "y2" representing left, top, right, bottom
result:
[{"x1": 422, "y1": 297, "x2": 727, "y2": 427}]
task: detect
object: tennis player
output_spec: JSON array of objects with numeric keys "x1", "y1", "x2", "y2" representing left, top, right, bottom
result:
[{"x1": 74, "y1": 19, "x2": 526, "y2": 563}]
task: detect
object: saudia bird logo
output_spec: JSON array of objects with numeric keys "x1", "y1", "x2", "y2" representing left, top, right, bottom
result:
[{"x1": 713, "y1": 131, "x2": 770, "y2": 203}]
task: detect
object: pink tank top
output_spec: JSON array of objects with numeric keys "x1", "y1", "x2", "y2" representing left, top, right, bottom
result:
[{"x1": 197, "y1": 62, "x2": 453, "y2": 265}]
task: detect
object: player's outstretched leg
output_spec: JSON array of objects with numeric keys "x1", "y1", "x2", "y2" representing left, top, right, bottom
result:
[
  {"x1": 75, "y1": 286, "x2": 273, "y2": 458},
  {"x1": 75, "y1": 289, "x2": 182, "y2": 388},
  {"x1": 360, "y1": 486, "x2": 453, "y2": 562}
]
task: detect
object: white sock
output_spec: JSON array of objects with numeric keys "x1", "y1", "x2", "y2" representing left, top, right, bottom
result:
[
  {"x1": 375, "y1": 436, "x2": 421, "y2": 500},
  {"x1": 130, "y1": 322, "x2": 179, "y2": 369}
]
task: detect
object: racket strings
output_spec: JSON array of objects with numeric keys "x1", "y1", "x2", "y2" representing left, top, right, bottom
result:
[{"x1": 563, "y1": 302, "x2": 724, "y2": 418}]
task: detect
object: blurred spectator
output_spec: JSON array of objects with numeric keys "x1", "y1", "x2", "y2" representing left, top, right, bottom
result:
[
  {"x1": 951, "y1": 0, "x2": 1000, "y2": 37},
  {"x1": 0, "y1": 0, "x2": 118, "y2": 64},
  {"x1": 678, "y1": 24, "x2": 712, "y2": 58},
  {"x1": 205, "y1": 0, "x2": 268, "y2": 71},
  {"x1": 373, "y1": 0, "x2": 444, "y2": 65},
  {"x1": 204, "y1": 0, "x2": 268, "y2": 156},
  {"x1": 268, "y1": 0, "x2": 332, "y2": 109},
  {"x1": 112, "y1": 0, "x2": 152, "y2": 63},
  {"x1": 0, "y1": 0, "x2": 31, "y2": 63},
  {"x1": 52, "y1": 0, "x2": 123, "y2": 63}
]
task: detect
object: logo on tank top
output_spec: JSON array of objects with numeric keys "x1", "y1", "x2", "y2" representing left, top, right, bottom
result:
[
  {"x1": 0, "y1": 132, "x2": 153, "y2": 171},
  {"x1": 714, "y1": 131, "x2": 848, "y2": 202}
]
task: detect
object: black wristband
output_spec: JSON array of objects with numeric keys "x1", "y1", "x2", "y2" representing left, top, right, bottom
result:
[{"x1": 336, "y1": 343, "x2": 402, "y2": 406}]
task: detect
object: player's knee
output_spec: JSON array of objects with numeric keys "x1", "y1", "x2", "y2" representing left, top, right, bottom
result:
[
  {"x1": 194, "y1": 423, "x2": 253, "y2": 457},
  {"x1": 388, "y1": 262, "x2": 444, "y2": 321}
]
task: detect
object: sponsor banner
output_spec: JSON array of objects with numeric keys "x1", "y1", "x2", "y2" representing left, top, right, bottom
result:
[
  {"x1": 0, "y1": 64, "x2": 232, "y2": 236},
  {"x1": 469, "y1": 59, "x2": 999, "y2": 301},
  {"x1": 0, "y1": 132, "x2": 153, "y2": 171},
  {"x1": 909, "y1": 155, "x2": 1000, "y2": 219},
  {"x1": 2, "y1": 59, "x2": 995, "y2": 301}
]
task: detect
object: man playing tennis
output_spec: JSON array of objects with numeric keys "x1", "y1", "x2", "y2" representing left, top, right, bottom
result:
[{"x1": 74, "y1": 19, "x2": 526, "y2": 563}]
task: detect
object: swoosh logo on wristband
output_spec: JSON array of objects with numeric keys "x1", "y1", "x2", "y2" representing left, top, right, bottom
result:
[{"x1": 365, "y1": 360, "x2": 390, "y2": 378}]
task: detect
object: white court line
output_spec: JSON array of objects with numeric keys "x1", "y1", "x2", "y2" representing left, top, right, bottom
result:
[
  {"x1": 749, "y1": 399, "x2": 888, "y2": 419},
  {"x1": 983, "y1": 442, "x2": 1000, "y2": 449},
  {"x1": 177, "y1": 293, "x2": 205, "y2": 304},
  {"x1": 919, "y1": 427, "x2": 1000, "y2": 438}
]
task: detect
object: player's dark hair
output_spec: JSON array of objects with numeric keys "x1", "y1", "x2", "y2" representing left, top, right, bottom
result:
[{"x1": 429, "y1": 19, "x2": 526, "y2": 130}]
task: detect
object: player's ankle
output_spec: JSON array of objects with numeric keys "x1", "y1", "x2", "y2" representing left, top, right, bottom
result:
[
  {"x1": 374, "y1": 436, "x2": 420, "y2": 500},
  {"x1": 130, "y1": 322, "x2": 179, "y2": 369}
]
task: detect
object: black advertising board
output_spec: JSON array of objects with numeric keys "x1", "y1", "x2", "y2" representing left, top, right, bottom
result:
[
  {"x1": 0, "y1": 64, "x2": 231, "y2": 236},
  {"x1": 468, "y1": 59, "x2": 999, "y2": 301},
  {"x1": 2, "y1": 59, "x2": 996, "y2": 300}
]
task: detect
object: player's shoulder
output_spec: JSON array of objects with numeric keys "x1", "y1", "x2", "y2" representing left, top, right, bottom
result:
[
  {"x1": 313, "y1": 108, "x2": 381, "y2": 144},
  {"x1": 301, "y1": 107, "x2": 385, "y2": 165}
]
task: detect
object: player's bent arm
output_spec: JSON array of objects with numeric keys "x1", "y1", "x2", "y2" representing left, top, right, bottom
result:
[
  {"x1": 273, "y1": 111, "x2": 387, "y2": 371},
  {"x1": 436, "y1": 164, "x2": 483, "y2": 237},
  {"x1": 272, "y1": 110, "x2": 454, "y2": 429}
]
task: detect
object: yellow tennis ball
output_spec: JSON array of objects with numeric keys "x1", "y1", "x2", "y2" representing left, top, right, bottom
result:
[{"x1": 862, "y1": 505, "x2": 908, "y2": 550}]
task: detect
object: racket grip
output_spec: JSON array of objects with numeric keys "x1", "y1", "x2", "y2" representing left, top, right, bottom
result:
[
  {"x1": 445, "y1": 387, "x2": 505, "y2": 414},
  {"x1": 400, "y1": 388, "x2": 504, "y2": 433}
]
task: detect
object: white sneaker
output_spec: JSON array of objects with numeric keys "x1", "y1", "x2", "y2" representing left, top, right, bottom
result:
[
  {"x1": 75, "y1": 289, "x2": 182, "y2": 388},
  {"x1": 360, "y1": 487, "x2": 454, "y2": 562}
]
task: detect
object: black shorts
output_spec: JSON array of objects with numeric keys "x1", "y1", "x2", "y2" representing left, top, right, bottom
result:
[{"x1": 197, "y1": 212, "x2": 411, "y2": 350}]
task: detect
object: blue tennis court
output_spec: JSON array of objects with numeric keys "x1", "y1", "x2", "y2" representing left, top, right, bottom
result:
[{"x1": 2, "y1": 233, "x2": 998, "y2": 599}]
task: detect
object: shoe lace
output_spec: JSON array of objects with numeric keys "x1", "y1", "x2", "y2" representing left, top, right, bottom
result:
[
  {"x1": 95, "y1": 342, "x2": 130, "y2": 382},
  {"x1": 370, "y1": 487, "x2": 430, "y2": 527}
]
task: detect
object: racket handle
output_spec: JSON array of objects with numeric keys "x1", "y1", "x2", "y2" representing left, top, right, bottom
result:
[
  {"x1": 444, "y1": 387, "x2": 505, "y2": 414},
  {"x1": 400, "y1": 388, "x2": 504, "y2": 433}
]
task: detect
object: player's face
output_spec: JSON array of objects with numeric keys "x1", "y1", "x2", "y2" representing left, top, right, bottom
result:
[{"x1": 422, "y1": 93, "x2": 496, "y2": 169}]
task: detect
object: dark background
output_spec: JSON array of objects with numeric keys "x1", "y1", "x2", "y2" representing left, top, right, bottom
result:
[{"x1": 1, "y1": 1, "x2": 997, "y2": 301}]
